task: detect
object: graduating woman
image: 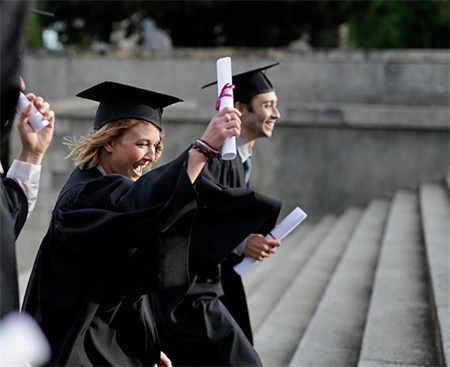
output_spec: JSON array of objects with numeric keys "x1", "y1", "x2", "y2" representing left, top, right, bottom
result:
[{"x1": 23, "y1": 81, "x2": 280, "y2": 366}]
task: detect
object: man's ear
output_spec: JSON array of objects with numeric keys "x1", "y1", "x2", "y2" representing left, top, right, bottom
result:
[{"x1": 235, "y1": 101, "x2": 248, "y2": 114}]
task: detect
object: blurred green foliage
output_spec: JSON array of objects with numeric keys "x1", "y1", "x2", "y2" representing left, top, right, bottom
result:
[
  {"x1": 348, "y1": 0, "x2": 450, "y2": 48},
  {"x1": 30, "y1": 0, "x2": 449, "y2": 49},
  {"x1": 25, "y1": 12, "x2": 43, "y2": 48}
]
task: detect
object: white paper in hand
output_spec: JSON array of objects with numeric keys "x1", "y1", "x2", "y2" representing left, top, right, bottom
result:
[
  {"x1": 234, "y1": 207, "x2": 307, "y2": 275},
  {"x1": 0, "y1": 312, "x2": 50, "y2": 367},
  {"x1": 216, "y1": 57, "x2": 236, "y2": 160},
  {"x1": 16, "y1": 92, "x2": 49, "y2": 132},
  {"x1": 270, "y1": 207, "x2": 307, "y2": 241}
]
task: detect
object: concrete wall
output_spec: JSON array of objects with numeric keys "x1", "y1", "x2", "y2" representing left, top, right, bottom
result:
[
  {"x1": 12, "y1": 49, "x2": 450, "y2": 273},
  {"x1": 23, "y1": 49, "x2": 450, "y2": 107}
]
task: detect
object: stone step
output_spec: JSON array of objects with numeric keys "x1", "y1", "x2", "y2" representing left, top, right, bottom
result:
[
  {"x1": 248, "y1": 215, "x2": 338, "y2": 334},
  {"x1": 242, "y1": 222, "x2": 313, "y2": 297},
  {"x1": 253, "y1": 208, "x2": 362, "y2": 366},
  {"x1": 288, "y1": 200, "x2": 389, "y2": 367},
  {"x1": 358, "y1": 191, "x2": 439, "y2": 367},
  {"x1": 419, "y1": 182, "x2": 450, "y2": 366}
]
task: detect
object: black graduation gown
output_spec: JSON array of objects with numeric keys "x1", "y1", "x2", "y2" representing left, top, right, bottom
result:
[
  {"x1": 204, "y1": 156, "x2": 256, "y2": 344},
  {"x1": 205, "y1": 155, "x2": 246, "y2": 190},
  {"x1": 0, "y1": 0, "x2": 30, "y2": 310},
  {"x1": 0, "y1": 176, "x2": 28, "y2": 317},
  {"x1": 152, "y1": 171, "x2": 280, "y2": 367},
  {"x1": 1, "y1": 0, "x2": 31, "y2": 314},
  {"x1": 22, "y1": 151, "x2": 197, "y2": 366},
  {"x1": 23, "y1": 150, "x2": 280, "y2": 366}
]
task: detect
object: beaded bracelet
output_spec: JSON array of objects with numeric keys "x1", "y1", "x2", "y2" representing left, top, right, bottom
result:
[{"x1": 191, "y1": 139, "x2": 220, "y2": 159}]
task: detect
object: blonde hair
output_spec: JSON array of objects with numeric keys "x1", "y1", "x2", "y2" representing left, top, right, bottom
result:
[{"x1": 64, "y1": 119, "x2": 164, "y2": 170}]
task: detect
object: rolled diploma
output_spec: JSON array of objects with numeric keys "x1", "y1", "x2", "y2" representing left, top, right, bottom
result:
[
  {"x1": 216, "y1": 57, "x2": 236, "y2": 160},
  {"x1": 0, "y1": 312, "x2": 50, "y2": 366},
  {"x1": 16, "y1": 92, "x2": 49, "y2": 132},
  {"x1": 234, "y1": 207, "x2": 308, "y2": 275}
]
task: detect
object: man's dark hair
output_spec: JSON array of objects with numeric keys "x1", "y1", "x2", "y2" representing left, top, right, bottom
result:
[
  {"x1": 0, "y1": 0, "x2": 30, "y2": 161},
  {"x1": 1, "y1": 86, "x2": 20, "y2": 140},
  {"x1": 246, "y1": 101, "x2": 254, "y2": 113},
  {"x1": 237, "y1": 97, "x2": 255, "y2": 113}
]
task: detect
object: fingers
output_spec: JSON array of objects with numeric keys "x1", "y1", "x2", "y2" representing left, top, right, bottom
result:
[
  {"x1": 26, "y1": 92, "x2": 37, "y2": 101},
  {"x1": 41, "y1": 101, "x2": 50, "y2": 115},
  {"x1": 219, "y1": 107, "x2": 241, "y2": 126},
  {"x1": 25, "y1": 93, "x2": 55, "y2": 126},
  {"x1": 160, "y1": 351, "x2": 173, "y2": 367},
  {"x1": 265, "y1": 238, "x2": 280, "y2": 254},
  {"x1": 245, "y1": 234, "x2": 280, "y2": 260},
  {"x1": 46, "y1": 110, "x2": 55, "y2": 125},
  {"x1": 257, "y1": 254, "x2": 268, "y2": 261},
  {"x1": 247, "y1": 248, "x2": 271, "y2": 261},
  {"x1": 201, "y1": 107, "x2": 241, "y2": 149},
  {"x1": 266, "y1": 238, "x2": 281, "y2": 248},
  {"x1": 248, "y1": 233, "x2": 264, "y2": 240},
  {"x1": 220, "y1": 106, "x2": 242, "y2": 118},
  {"x1": 20, "y1": 94, "x2": 35, "y2": 122},
  {"x1": 220, "y1": 113, "x2": 241, "y2": 136},
  {"x1": 20, "y1": 103, "x2": 32, "y2": 120},
  {"x1": 34, "y1": 96, "x2": 50, "y2": 116},
  {"x1": 26, "y1": 93, "x2": 50, "y2": 115}
]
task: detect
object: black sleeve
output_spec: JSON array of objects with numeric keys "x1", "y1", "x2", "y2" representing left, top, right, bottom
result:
[
  {"x1": 204, "y1": 157, "x2": 246, "y2": 189},
  {"x1": 1, "y1": 177, "x2": 28, "y2": 237},
  {"x1": 115, "y1": 149, "x2": 198, "y2": 225},
  {"x1": 189, "y1": 174, "x2": 281, "y2": 269},
  {"x1": 0, "y1": 176, "x2": 28, "y2": 317},
  {"x1": 52, "y1": 150, "x2": 197, "y2": 252}
]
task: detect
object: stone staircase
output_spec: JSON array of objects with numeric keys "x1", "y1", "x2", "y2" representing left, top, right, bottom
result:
[
  {"x1": 244, "y1": 180, "x2": 449, "y2": 367},
  {"x1": 17, "y1": 179, "x2": 449, "y2": 366}
]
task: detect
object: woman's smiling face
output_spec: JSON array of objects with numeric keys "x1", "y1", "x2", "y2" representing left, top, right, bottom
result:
[{"x1": 103, "y1": 120, "x2": 161, "y2": 181}]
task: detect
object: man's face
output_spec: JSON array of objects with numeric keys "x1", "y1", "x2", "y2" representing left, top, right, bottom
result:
[
  {"x1": 241, "y1": 91, "x2": 280, "y2": 141},
  {"x1": 104, "y1": 121, "x2": 161, "y2": 181}
]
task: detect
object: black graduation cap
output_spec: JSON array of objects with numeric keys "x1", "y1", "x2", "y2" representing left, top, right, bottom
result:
[
  {"x1": 202, "y1": 62, "x2": 279, "y2": 103},
  {"x1": 76, "y1": 81, "x2": 183, "y2": 130}
]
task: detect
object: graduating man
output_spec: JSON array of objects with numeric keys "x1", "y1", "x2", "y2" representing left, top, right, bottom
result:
[
  {"x1": 1, "y1": 89, "x2": 55, "y2": 318},
  {"x1": 1, "y1": 0, "x2": 56, "y2": 317},
  {"x1": 202, "y1": 63, "x2": 282, "y2": 344},
  {"x1": 1, "y1": 2, "x2": 30, "y2": 297},
  {"x1": 1, "y1": 3, "x2": 56, "y2": 366},
  {"x1": 23, "y1": 81, "x2": 280, "y2": 366}
]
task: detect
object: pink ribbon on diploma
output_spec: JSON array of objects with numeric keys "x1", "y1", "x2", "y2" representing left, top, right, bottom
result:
[{"x1": 215, "y1": 83, "x2": 235, "y2": 111}]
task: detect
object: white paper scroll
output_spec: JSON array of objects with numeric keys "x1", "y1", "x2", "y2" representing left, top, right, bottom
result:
[
  {"x1": 234, "y1": 207, "x2": 308, "y2": 275},
  {"x1": 16, "y1": 92, "x2": 49, "y2": 132},
  {"x1": 216, "y1": 57, "x2": 236, "y2": 160},
  {"x1": 0, "y1": 312, "x2": 50, "y2": 367}
]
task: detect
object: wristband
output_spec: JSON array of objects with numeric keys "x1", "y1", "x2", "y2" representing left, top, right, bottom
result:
[{"x1": 191, "y1": 139, "x2": 220, "y2": 159}]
